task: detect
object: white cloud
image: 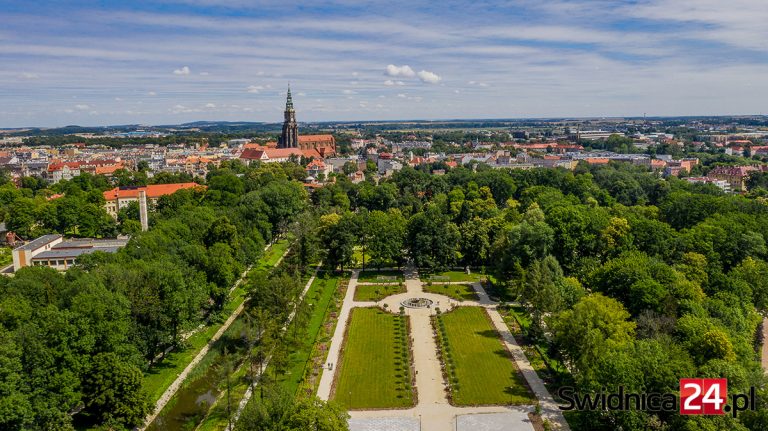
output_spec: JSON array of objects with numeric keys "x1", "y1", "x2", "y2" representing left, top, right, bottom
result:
[
  {"x1": 205, "y1": 103, "x2": 216, "y2": 108},
  {"x1": 417, "y1": 70, "x2": 441, "y2": 84},
  {"x1": 247, "y1": 85, "x2": 265, "y2": 93},
  {"x1": 147, "y1": 91, "x2": 157, "y2": 96},
  {"x1": 342, "y1": 89, "x2": 357, "y2": 95},
  {"x1": 397, "y1": 93, "x2": 407, "y2": 98},
  {"x1": 115, "y1": 97, "x2": 123, "y2": 101},
  {"x1": 384, "y1": 79, "x2": 405, "y2": 86},
  {"x1": 468, "y1": 80, "x2": 490, "y2": 87},
  {"x1": 386, "y1": 64, "x2": 415, "y2": 78},
  {"x1": 19, "y1": 72, "x2": 39, "y2": 79},
  {"x1": 74, "y1": 104, "x2": 90, "y2": 110},
  {"x1": 199, "y1": 71, "x2": 209, "y2": 76},
  {"x1": 173, "y1": 66, "x2": 190, "y2": 75}
]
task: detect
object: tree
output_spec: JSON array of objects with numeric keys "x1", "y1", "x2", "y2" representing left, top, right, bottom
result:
[
  {"x1": 525, "y1": 256, "x2": 565, "y2": 336},
  {"x1": 406, "y1": 205, "x2": 460, "y2": 269},
  {"x1": 236, "y1": 388, "x2": 348, "y2": 431},
  {"x1": 550, "y1": 294, "x2": 635, "y2": 382},
  {"x1": 0, "y1": 328, "x2": 32, "y2": 430},
  {"x1": 491, "y1": 204, "x2": 554, "y2": 279},
  {"x1": 730, "y1": 257, "x2": 768, "y2": 312},
  {"x1": 366, "y1": 209, "x2": 406, "y2": 268},
  {"x1": 458, "y1": 217, "x2": 490, "y2": 267},
  {"x1": 320, "y1": 213, "x2": 355, "y2": 271},
  {"x1": 82, "y1": 352, "x2": 152, "y2": 427}
]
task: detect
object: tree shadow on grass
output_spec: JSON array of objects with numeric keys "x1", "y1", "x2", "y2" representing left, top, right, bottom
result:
[{"x1": 476, "y1": 329, "x2": 500, "y2": 339}]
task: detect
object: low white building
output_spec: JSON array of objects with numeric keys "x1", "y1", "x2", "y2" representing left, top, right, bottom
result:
[{"x1": 12, "y1": 234, "x2": 128, "y2": 272}]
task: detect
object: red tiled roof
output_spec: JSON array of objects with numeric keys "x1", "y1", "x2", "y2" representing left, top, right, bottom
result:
[
  {"x1": 103, "y1": 183, "x2": 203, "y2": 201},
  {"x1": 306, "y1": 159, "x2": 326, "y2": 169},
  {"x1": 240, "y1": 148, "x2": 267, "y2": 160},
  {"x1": 301, "y1": 148, "x2": 323, "y2": 159},
  {"x1": 48, "y1": 161, "x2": 82, "y2": 172},
  {"x1": 298, "y1": 134, "x2": 334, "y2": 144}
]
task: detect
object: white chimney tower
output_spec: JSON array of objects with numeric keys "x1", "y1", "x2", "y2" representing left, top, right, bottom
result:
[{"x1": 138, "y1": 190, "x2": 149, "y2": 232}]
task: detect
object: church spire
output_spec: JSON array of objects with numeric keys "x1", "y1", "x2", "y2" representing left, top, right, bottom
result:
[
  {"x1": 279, "y1": 84, "x2": 298, "y2": 149},
  {"x1": 285, "y1": 84, "x2": 294, "y2": 111}
]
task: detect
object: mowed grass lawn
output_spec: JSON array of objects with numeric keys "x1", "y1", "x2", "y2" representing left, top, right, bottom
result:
[
  {"x1": 437, "y1": 306, "x2": 534, "y2": 406},
  {"x1": 357, "y1": 269, "x2": 404, "y2": 283},
  {"x1": 423, "y1": 270, "x2": 485, "y2": 283},
  {"x1": 424, "y1": 283, "x2": 479, "y2": 302},
  {"x1": 354, "y1": 283, "x2": 405, "y2": 302},
  {"x1": 333, "y1": 308, "x2": 414, "y2": 409}
]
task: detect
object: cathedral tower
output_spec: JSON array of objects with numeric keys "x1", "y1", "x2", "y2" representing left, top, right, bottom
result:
[{"x1": 278, "y1": 85, "x2": 298, "y2": 148}]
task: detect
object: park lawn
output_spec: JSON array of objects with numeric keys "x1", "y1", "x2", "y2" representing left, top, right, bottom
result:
[
  {"x1": 256, "y1": 236, "x2": 293, "y2": 272},
  {"x1": 437, "y1": 306, "x2": 534, "y2": 406},
  {"x1": 333, "y1": 308, "x2": 414, "y2": 409},
  {"x1": 142, "y1": 237, "x2": 292, "y2": 403},
  {"x1": 354, "y1": 283, "x2": 405, "y2": 302},
  {"x1": 275, "y1": 273, "x2": 340, "y2": 396},
  {"x1": 357, "y1": 269, "x2": 404, "y2": 283},
  {"x1": 423, "y1": 270, "x2": 485, "y2": 283},
  {"x1": 424, "y1": 283, "x2": 479, "y2": 302}
]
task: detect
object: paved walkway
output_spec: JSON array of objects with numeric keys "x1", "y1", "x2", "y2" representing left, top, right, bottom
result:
[
  {"x1": 475, "y1": 283, "x2": 570, "y2": 430},
  {"x1": 317, "y1": 268, "x2": 360, "y2": 399},
  {"x1": 317, "y1": 267, "x2": 569, "y2": 430},
  {"x1": 762, "y1": 318, "x2": 768, "y2": 373}
]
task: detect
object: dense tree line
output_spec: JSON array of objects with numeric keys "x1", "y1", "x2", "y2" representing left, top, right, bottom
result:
[
  {"x1": 0, "y1": 162, "x2": 309, "y2": 430},
  {"x1": 5, "y1": 154, "x2": 768, "y2": 430},
  {"x1": 314, "y1": 162, "x2": 768, "y2": 430}
]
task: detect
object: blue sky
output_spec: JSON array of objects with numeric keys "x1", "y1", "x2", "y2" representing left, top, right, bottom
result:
[{"x1": 1, "y1": 0, "x2": 767, "y2": 127}]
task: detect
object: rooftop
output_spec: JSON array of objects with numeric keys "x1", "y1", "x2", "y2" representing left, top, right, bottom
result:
[{"x1": 14, "y1": 234, "x2": 62, "y2": 251}]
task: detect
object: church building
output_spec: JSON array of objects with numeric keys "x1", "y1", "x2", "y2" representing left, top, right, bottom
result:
[{"x1": 277, "y1": 86, "x2": 336, "y2": 157}]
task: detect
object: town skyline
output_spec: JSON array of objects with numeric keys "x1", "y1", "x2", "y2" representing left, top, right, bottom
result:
[{"x1": 2, "y1": 0, "x2": 768, "y2": 128}]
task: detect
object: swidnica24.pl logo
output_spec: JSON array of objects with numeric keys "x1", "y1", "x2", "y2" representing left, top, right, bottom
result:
[{"x1": 558, "y1": 378, "x2": 756, "y2": 418}]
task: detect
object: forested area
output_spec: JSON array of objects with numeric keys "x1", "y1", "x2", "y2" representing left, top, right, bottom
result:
[
  {"x1": 3, "y1": 156, "x2": 768, "y2": 430},
  {"x1": 314, "y1": 162, "x2": 768, "y2": 430},
  {"x1": 0, "y1": 162, "x2": 312, "y2": 430}
]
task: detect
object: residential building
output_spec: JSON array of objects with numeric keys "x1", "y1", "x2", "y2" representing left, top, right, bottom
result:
[
  {"x1": 102, "y1": 182, "x2": 203, "y2": 217},
  {"x1": 706, "y1": 165, "x2": 767, "y2": 192}
]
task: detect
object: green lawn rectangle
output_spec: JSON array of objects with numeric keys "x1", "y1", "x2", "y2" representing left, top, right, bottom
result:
[
  {"x1": 357, "y1": 269, "x2": 404, "y2": 283},
  {"x1": 423, "y1": 270, "x2": 484, "y2": 282},
  {"x1": 332, "y1": 308, "x2": 414, "y2": 409},
  {"x1": 436, "y1": 306, "x2": 534, "y2": 406},
  {"x1": 354, "y1": 283, "x2": 405, "y2": 302},
  {"x1": 423, "y1": 283, "x2": 479, "y2": 302}
]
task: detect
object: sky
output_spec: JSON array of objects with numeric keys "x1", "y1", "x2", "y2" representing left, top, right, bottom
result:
[{"x1": 1, "y1": 0, "x2": 767, "y2": 127}]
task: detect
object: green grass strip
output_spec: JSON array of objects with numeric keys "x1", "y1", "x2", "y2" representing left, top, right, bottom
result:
[{"x1": 333, "y1": 308, "x2": 414, "y2": 409}]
